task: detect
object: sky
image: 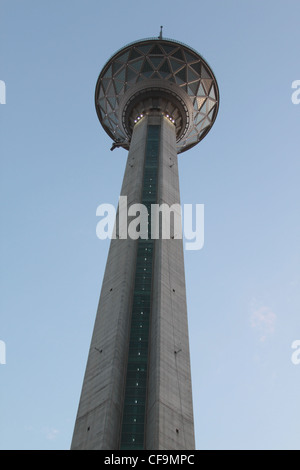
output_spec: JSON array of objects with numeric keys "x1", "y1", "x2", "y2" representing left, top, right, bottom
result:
[{"x1": 1, "y1": 0, "x2": 299, "y2": 450}]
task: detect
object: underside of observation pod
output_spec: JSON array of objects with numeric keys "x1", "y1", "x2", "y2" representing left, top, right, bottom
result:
[{"x1": 95, "y1": 37, "x2": 219, "y2": 154}]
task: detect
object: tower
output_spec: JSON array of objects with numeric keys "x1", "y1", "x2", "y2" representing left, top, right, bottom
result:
[{"x1": 71, "y1": 33, "x2": 219, "y2": 450}]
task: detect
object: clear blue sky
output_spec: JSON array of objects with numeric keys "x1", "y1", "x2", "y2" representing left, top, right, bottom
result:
[{"x1": 1, "y1": 0, "x2": 299, "y2": 450}]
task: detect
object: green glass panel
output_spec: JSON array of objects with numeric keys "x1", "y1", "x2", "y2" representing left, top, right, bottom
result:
[
  {"x1": 170, "y1": 57, "x2": 184, "y2": 73},
  {"x1": 188, "y1": 66, "x2": 200, "y2": 83},
  {"x1": 201, "y1": 64, "x2": 211, "y2": 78},
  {"x1": 187, "y1": 80, "x2": 200, "y2": 96},
  {"x1": 194, "y1": 112, "x2": 206, "y2": 125},
  {"x1": 112, "y1": 61, "x2": 123, "y2": 75},
  {"x1": 117, "y1": 51, "x2": 130, "y2": 63},
  {"x1": 200, "y1": 117, "x2": 210, "y2": 129},
  {"x1": 196, "y1": 96, "x2": 206, "y2": 110},
  {"x1": 142, "y1": 71, "x2": 153, "y2": 78},
  {"x1": 149, "y1": 57, "x2": 163, "y2": 69},
  {"x1": 186, "y1": 129, "x2": 198, "y2": 139},
  {"x1": 186, "y1": 135, "x2": 197, "y2": 145},
  {"x1": 197, "y1": 83, "x2": 206, "y2": 97},
  {"x1": 141, "y1": 59, "x2": 154, "y2": 74},
  {"x1": 120, "y1": 125, "x2": 160, "y2": 450},
  {"x1": 161, "y1": 44, "x2": 176, "y2": 54},
  {"x1": 150, "y1": 44, "x2": 163, "y2": 55},
  {"x1": 130, "y1": 58, "x2": 144, "y2": 73},
  {"x1": 209, "y1": 85, "x2": 216, "y2": 99},
  {"x1": 101, "y1": 77, "x2": 111, "y2": 92},
  {"x1": 107, "y1": 96, "x2": 117, "y2": 108},
  {"x1": 175, "y1": 75, "x2": 184, "y2": 85},
  {"x1": 103, "y1": 65, "x2": 112, "y2": 79},
  {"x1": 114, "y1": 79, "x2": 124, "y2": 94},
  {"x1": 137, "y1": 44, "x2": 152, "y2": 54},
  {"x1": 98, "y1": 86, "x2": 104, "y2": 98},
  {"x1": 207, "y1": 108, "x2": 215, "y2": 120},
  {"x1": 202, "y1": 78, "x2": 212, "y2": 94},
  {"x1": 176, "y1": 66, "x2": 186, "y2": 83},
  {"x1": 129, "y1": 48, "x2": 142, "y2": 61},
  {"x1": 106, "y1": 100, "x2": 113, "y2": 114},
  {"x1": 199, "y1": 99, "x2": 207, "y2": 113},
  {"x1": 196, "y1": 120, "x2": 205, "y2": 132},
  {"x1": 109, "y1": 113, "x2": 118, "y2": 126},
  {"x1": 184, "y1": 50, "x2": 198, "y2": 63},
  {"x1": 98, "y1": 97, "x2": 106, "y2": 111},
  {"x1": 115, "y1": 67, "x2": 126, "y2": 82},
  {"x1": 107, "y1": 83, "x2": 117, "y2": 97},
  {"x1": 127, "y1": 68, "x2": 137, "y2": 83},
  {"x1": 172, "y1": 48, "x2": 184, "y2": 61},
  {"x1": 190, "y1": 61, "x2": 202, "y2": 75},
  {"x1": 159, "y1": 59, "x2": 171, "y2": 76},
  {"x1": 206, "y1": 98, "x2": 216, "y2": 113},
  {"x1": 116, "y1": 128, "x2": 126, "y2": 139},
  {"x1": 102, "y1": 116, "x2": 110, "y2": 127}
]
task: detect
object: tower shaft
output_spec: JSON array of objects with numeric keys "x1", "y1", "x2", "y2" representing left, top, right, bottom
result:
[{"x1": 71, "y1": 114, "x2": 194, "y2": 450}]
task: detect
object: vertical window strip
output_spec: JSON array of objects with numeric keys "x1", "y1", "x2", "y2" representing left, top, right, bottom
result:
[{"x1": 120, "y1": 125, "x2": 160, "y2": 449}]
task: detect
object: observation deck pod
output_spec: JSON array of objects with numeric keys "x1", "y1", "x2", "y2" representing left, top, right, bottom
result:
[{"x1": 95, "y1": 37, "x2": 219, "y2": 154}]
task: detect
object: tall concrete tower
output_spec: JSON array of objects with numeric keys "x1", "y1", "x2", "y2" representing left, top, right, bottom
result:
[{"x1": 71, "y1": 33, "x2": 219, "y2": 450}]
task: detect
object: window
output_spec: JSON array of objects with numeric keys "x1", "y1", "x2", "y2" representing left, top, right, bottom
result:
[{"x1": 120, "y1": 125, "x2": 160, "y2": 450}]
